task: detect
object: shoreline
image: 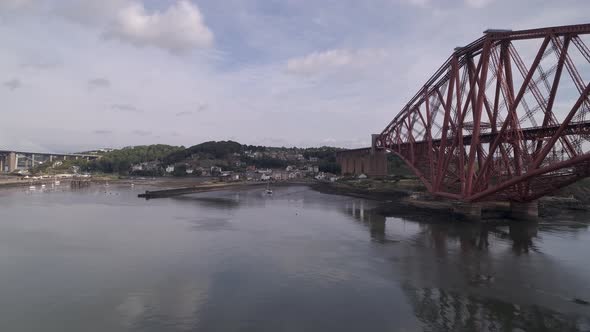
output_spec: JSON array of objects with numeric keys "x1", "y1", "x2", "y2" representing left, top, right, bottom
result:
[
  {"x1": 3, "y1": 175, "x2": 587, "y2": 219},
  {"x1": 311, "y1": 180, "x2": 589, "y2": 220},
  {"x1": 0, "y1": 175, "x2": 115, "y2": 189}
]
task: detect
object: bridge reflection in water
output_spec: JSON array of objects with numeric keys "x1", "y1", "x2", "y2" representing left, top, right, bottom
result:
[
  {"x1": 344, "y1": 200, "x2": 542, "y2": 253},
  {"x1": 344, "y1": 200, "x2": 590, "y2": 331},
  {"x1": 401, "y1": 284, "x2": 588, "y2": 332}
]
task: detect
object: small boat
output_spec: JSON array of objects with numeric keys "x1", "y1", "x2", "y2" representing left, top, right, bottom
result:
[
  {"x1": 29, "y1": 186, "x2": 36, "y2": 190},
  {"x1": 265, "y1": 183, "x2": 273, "y2": 195},
  {"x1": 54, "y1": 181, "x2": 60, "y2": 185},
  {"x1": 41, "y1": 184, "x2": 46, "y2": 188}
]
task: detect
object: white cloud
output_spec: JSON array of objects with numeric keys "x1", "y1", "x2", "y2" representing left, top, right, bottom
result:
[
  {"x1": 4, "y1": 78, "x2": 22, "y2": 90},
  {"x1": 465, "y1": 0, "x2": 494, "y2": 8},
  {"x1": 53, "y1": 0, "x2": 126, "y2": 25},
  {"x1": 20, "y1": 59, "x2": 60, "y2": 70},
  {"x1": 111, "y1": 104, "x2": 142, "y2": 113},
  {"x1": 88, "y1": 78, "x2": 111, "y2": 90},
  {"x1": 0, "y1": 0, "x2": 34, "y2": 10},
  {"x1": 286, "y1": 49, "x2": 388, "y2": 75},
  {"x1": 402, "y1": 0, "x2": 493, "y2": 9},
  {"x1": 402, "y1": 0, "x2": 431, "y2": 8},
  {"x1": 104, "y1": 0, "x2": 213, "y2": 53}
]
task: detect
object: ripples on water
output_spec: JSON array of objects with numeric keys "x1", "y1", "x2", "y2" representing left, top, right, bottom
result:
[{"x1": 0, "y1": 184, "x2": 588, "y2": 331}]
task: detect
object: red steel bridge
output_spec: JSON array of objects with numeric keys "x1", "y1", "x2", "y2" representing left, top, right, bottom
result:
[{"x1": 343, "y1": 24, "x2": 590, "y2": 203}]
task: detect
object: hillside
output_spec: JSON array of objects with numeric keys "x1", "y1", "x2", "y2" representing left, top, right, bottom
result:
[
  {"x1": 32, "y1": 141, "x2": 344, "y2": 176},
  {"x1": 32, "y1": 144, "x2": 183, "y2": 175}
]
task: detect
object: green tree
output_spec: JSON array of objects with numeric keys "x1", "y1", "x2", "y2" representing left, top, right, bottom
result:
[{"x1": 172, "y1": 164, "x2": 187, "y2": 177}]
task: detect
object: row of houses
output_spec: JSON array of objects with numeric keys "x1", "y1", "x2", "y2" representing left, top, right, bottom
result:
[
  {"x1": 243, "y1": 150, "x2": 318, "y2": 162},
  {"x1": 129, "y1": 156, "x2": 328, "y2": 183},
  {"x1": 219, "y1": 166, "x2": 318, "y2": 182},
  {"x1": 157, "y1": 163, "x2": 325, "y2": 182}
]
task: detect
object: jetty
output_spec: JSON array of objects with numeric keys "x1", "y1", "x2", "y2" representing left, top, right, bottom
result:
[{"x1": 138, "y1": 182, "x2": 266, "y2": 199}]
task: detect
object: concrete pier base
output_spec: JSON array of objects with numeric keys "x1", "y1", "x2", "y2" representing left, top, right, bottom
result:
[
  {"x1": 510, "y1": 201, "x2": 538, "y2": 220},
  {"x1": 452, "y1": 202, "x2": 482, "y2": 221}
]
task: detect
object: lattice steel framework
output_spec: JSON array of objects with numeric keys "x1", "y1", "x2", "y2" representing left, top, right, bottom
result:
[{"x1": 376, "y1": 24, "x2": 590, "y2": 202}]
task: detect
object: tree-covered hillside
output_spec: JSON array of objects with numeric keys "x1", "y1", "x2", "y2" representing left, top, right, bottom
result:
[
  {"x1": 32, "y1": 144, "x2": 183, "y2": 175},
  {"x1": 87, "y1": 144, "x2": 184, "y2": 173},
  {"x1": 164, "y1": 140, "x2": 248, "y2": 164},
  {"x1": 31, "y1": 141, "x2": 345, "y2": 175}
]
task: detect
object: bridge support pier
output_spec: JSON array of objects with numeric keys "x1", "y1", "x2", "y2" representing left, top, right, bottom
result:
[
  {"x1": 509, "y1": 201, "x2": 538, "y2": 221},
  {"x1": 7, "y1": 152, "x2": 16, "y2": 173},
  {"x1": 452, "y1": 202, "x2": 482, "y2": 221},
  {"x1": 335, "y1": 138, "x2": 387, "y2": 177}
]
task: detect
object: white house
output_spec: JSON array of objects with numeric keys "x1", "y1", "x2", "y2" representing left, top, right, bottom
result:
[{"x1": 315, "y1": 172, "x2": 326, "y2": 180}]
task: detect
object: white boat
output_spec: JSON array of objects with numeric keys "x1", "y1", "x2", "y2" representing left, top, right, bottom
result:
[
  {"x1": 265, "y1": 183, "x2": 273, "y2": 195},
  {"x1": 54, "y1": 181, "x2": 60, "y2": 185},
  {"x1": 29, "y1": 186, "x2": 36, "y2": 190}
]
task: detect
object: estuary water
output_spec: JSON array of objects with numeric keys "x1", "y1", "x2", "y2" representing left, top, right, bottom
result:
[{"x1": 0, "y1": 183, "x2": 589, "y2": 331}]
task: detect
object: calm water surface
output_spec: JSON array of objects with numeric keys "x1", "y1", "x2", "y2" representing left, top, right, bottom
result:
[{"x1": 0, "y1": 183, "x2": 589, "y2": 331}]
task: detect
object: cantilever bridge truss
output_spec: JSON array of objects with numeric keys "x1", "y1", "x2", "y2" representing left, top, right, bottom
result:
[{"x1": 376, "y1": 24, "x2": 590, "y2": 202}]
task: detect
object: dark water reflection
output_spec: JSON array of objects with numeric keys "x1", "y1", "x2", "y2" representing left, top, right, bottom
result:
[
  {"x1": 346, "y1": 200, "x2": 590, "y2": 331},
  {"x1": 0, "y1": 184, "x2": 588, "y2": 331}
]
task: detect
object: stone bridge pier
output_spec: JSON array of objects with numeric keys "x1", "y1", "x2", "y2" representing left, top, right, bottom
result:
[
  {"x1": 336, "y1": 135, "x2": 387, "y2": 177},
  {"x1": 452, "y1": 201, "x2": 539, "y2": 221}
]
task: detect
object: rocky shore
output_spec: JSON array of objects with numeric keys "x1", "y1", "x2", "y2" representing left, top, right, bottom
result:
[{"x1": 312, "y1": 178, "x2": 589, "y2": 220}]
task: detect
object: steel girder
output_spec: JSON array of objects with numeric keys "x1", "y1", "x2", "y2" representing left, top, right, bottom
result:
[{"x1": 376, "y1": 24, "x2": 590, "y2": 202}]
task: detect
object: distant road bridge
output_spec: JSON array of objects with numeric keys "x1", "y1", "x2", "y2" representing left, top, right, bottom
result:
[
  {"x1": 338, "y1": 23, "x2": 590, "y2": 215},
  {"x1": 0, "y1": 150, "x2": 99, "y2": 173}
]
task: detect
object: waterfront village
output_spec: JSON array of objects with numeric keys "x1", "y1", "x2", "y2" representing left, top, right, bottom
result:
[
  {"x1": 126, "y1": 149, "x2": 341, "y2": 183},
  {"x1": 13, "y1": 142, "x2": 350, "y2": 184}
]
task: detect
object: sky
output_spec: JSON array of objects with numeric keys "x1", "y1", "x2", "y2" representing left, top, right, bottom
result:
[{"x1": 0, "y1": 0, "x2": 588, "y2": 153}]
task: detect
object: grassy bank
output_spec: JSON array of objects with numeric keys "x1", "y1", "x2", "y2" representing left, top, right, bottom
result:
[{"x1": 312, "y1": 176, "x2": 425, "y2": 199}]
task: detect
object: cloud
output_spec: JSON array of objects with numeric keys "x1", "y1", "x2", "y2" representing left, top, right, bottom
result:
[
  {"x1": 464, "y1": 0, "x2": 495, "y2": 8},
  {"x1": 111, "y1": 104, "x2": 142, "y2": 113},
  {"x1": 93, "y1": 129, "x2": 112, "y2": 135},
  {"x1": 402, "y1": 0, "x2": 431, "y2": 8},
  {"x1": 197, "y1": 103, "x2": 208, "y2": 112},
  {"x1": 20, "y1": 60, "x2": 60, "y2": 70},
  {"x1": 4, "y1": 78, "x2": 22, "y2": 90},
  {"x1": 176, "y1": 103, "x2": 207, "y2": 116},
  {"x1": 53, "y1": 0, "x2": 126, "y2": 25},
  {"x1": 103, "y1": 0, "x2": 214, "y2": 54},
  {"x1": 132, "y1": 129, "x2": 151, "y2": 136},
  {"x1": 88, "y1": 78, "x2": 111, "y2": 89},
  {"x1": 0, "y1": 0, "x2": 34, "y2": 11},
  {"x1": 286, "y1": 49, "x2": 388, "y2": 75}
]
